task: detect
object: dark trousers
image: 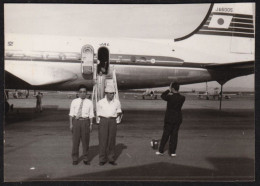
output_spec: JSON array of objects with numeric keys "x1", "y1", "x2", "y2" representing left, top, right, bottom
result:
[
  {"x1": 36, "y1": 101, "x2": 42, "y2": 112},
  {"x1": 98, "y1": 117, "x2": 117, "y2": 163},
  {"x1": 72, "y1": 119, "x2": 90, "y2": 162},
  {"x1": 159, "y1": 121, "x2": 181, "y2": 154}
]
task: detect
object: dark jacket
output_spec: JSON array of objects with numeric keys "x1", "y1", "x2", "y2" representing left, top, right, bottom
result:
[{"x1": 161, "y1": 90, "x2": 185, "y2": 124}]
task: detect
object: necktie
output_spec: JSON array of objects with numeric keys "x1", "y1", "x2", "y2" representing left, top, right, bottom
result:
[{"x1": 76, "y1": 99, "x2": 84, "y2": 119}]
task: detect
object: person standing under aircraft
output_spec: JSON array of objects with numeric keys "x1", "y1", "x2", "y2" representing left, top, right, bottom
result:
[
  {"x1": 69, "y1": 87, "x2": 94, "y2": 165},
  {"x1": 34, "y1": 92, "x2": 43, "y2": 112},
  {"x1": 96, "y1": 85, "x2": 122, "y2": 166},
  {"x1": 156, "y1": 82, "x2": 185, "y2": 157}
]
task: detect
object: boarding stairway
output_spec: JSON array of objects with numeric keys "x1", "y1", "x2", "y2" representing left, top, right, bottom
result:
[
  {"x1": 81, "y1": 44, "x2": 121, "y2": 123},
  {"x1": 92, "y1": 67, "x2": 121, "y2": 123}
]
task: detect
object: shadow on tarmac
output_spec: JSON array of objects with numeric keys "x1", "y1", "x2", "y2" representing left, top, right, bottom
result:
[
  {"x1": 24, "y1": 157, "x2": 254, "y2": 181},
  {"x1": 4, "y1": 106, "x2": 254, "y2": 182},
  {"x1": 114, "y1": 143, "x2": 127, "y2": 161},
  {"x1": 77, "y1": 143, "x2": 127, "y2": 163}
]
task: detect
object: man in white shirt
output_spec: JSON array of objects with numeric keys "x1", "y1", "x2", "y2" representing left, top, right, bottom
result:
[
  {"x1": 97, "y1": 85, "x2": 122, "y2": 166},
  {"x1": 69, "y1": 87, "x2": 94, "y2": 165}
]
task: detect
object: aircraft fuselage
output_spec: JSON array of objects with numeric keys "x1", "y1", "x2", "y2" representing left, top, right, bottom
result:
[{"x1": 4, "y1": 32, "x2": 254, "y2": 91}]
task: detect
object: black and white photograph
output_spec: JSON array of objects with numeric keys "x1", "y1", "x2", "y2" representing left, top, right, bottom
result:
[{"x1": 4, "y1": 3, "x2": 255, "y2": 181}]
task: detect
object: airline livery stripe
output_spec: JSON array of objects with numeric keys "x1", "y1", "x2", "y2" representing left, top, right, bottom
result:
[
  {"x1": 199, "y1": 28, "x2": 254, "y2": 36},
  {"x1": 110, "y1": 54, "x2": 183, "y2": 62},
  {"x1": 211, "y1": 12, "x2": 253, "y2": 19},
  {"x1": 110, "y1": 61, "x2": 184, "y2": 66},
  {"x1": 231, "y1": 17, "x2": 253, "y2": 21},
  {"x1": 208, "y1": 15, "x2": 253, "y2": 22},
  {"x1": 206, "y1": 20, "x2": 253, "y2": 25},
  {"x1": 205, "y1": 22, "x2": 253, "y2": 29},
  {"x1": 230, "y1": 22, "x2": 254, "y2": 28},
  {"x1": 229, "y1": 26, "x2": 254, "y2": 30},
  {"x1": 5, "y1": 58, "x2": 184, "y2": 65},
  {"x1": 5, "y1": 58, "x2": 254, "y2": 69},
  {"x1": 197, "y1": 30, "x2": 254, "y2": 38},
  {"x1": 232, "y1": 18, "x2": 253, "y2": 24},
  {"x1": 5, "y1": 58, "x2": 80, "y2": 63},
  {"x1": 5, "y1": 59, "x2": 185, "y2": 67},
  {"x1": 5, "y1": 59, "x2": 209, "y2": 69},
  {"x1": 113, "y1": 65, "x2": 207, "y2": 71},
  {"x1": 5, "y1": 52, "x2": 184, "y2": 64},
  {"x1": 205, "y1": 21, "x2": 253, "y2": 28},
  {"x1": 110, "y1": 59, "x2": 183, "y2": 64},
  {"x1": 201, "y1": 26, "x2": 254, "y2": 33}
]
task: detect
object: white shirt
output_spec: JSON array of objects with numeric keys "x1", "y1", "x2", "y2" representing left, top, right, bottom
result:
[
  {"x1": 97, "y1": 96, "x2": 122, "y2": 118},
  {"x1": 69, "y1": 98, "x2": 94, "y2": 118}
]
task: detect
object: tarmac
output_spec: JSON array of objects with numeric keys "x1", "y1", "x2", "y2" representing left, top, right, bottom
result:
[{"x1": 4, "y1": 92, "x2": 255, "y2": 181}]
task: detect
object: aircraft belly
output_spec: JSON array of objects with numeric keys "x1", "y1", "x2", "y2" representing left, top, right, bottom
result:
[
  {"x1": 114, "y1": 65, "x2": 212, "y2": 89},
  {"x1": 5, "y1": 60, "x2": 227, "y2": 91}
]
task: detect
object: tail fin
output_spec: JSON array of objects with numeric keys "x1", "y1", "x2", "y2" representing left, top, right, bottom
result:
[
  {"x1": 175, "y1": 3, "x2": 255, "y2": 41},
  {"x1": 197, "y1": 3, "x2": 254, "y2": 38}
]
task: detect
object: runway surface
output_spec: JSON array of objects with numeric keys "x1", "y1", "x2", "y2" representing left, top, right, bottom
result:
[{"x1": 4, "y1": 92, "x2": 255, "y2": 181}]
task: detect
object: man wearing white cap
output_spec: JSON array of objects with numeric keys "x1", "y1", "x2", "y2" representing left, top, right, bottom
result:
[{"x1": 97, "y1": 85, "x2": 122, "y2": 166}]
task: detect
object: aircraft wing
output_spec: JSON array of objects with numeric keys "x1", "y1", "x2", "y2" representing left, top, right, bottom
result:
[
  {"x1": 203, "y1": 61, "x2": 254, "y2": 70},
  {"x1": 5, "y1": 62, "x2": 77, "y2": 86},
  {"x1": 202, "y1": 61, "x2": 254, "y2": 84}
]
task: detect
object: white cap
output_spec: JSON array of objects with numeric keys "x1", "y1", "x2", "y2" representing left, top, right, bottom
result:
[{"x1": 105, "y1": 85, "x2": 115, "y2": 93}]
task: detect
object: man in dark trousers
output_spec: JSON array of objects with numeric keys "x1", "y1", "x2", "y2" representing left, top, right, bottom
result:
[
  {"x1": 69, "y1": 87, "x2": 94, "y2": 165},
  {"x1": 34, "y1": 92, "x2": 43, "y2": 112},
  {"x1": 156, "y1": 82, "x2": 185, "y2": 157},
  {"x1": 96, "y1": 85, "x2": 122, "y2": 166}
]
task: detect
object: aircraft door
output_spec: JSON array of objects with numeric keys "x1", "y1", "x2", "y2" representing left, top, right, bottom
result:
[
  {"x1": 97, "y1": 47, "x2": 110, "y2": 75},
  {"x1": 81, "y1": 45, "x2": 94, "y2": 79}
]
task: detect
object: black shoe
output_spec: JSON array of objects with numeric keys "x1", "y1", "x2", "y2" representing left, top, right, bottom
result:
[
  {"x1": 109, "y1": 161, "x2": 117, "y2": 166},
  {"x1": 83, "y1": 161, "x2": 90, "y2": 165},
  {"x1": 99, "y1": 162, "x2": 106, "y2": 166},
  {"x1": 72, "y1": 161, "x2": 78, "y2": 165}
]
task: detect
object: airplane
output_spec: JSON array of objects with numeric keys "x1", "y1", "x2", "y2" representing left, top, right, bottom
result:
[
  {"x1": 4, "y1": 3, "x2": 255, "y2": 110},
  {"x1": 125, "y1": 89, "x2": 159, "y2": 100},
  {"x1": 197, "y1": 87, "x2": 233, "y2": 100},
  {"x1": 196, "y1": 82, "x2": 235, "y2": 100},
  {"x1": 141, "y1": 89, "x2": 158, "y2": 100}
]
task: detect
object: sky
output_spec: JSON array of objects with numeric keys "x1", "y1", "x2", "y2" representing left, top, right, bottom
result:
[
  {"x1": 4, "y1": 4, "x2": 210, "y2": 38},
  {"x1": 4, "y1": 4, "x2": 255, "y2": 91}
]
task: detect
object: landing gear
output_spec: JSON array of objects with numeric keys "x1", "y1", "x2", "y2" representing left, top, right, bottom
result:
[{"x1": 219, "y1": 84, "x2": 223, "y2": 111}]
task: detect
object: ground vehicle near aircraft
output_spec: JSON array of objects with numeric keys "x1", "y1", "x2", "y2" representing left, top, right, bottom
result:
[{"x1": 12, "y1": 90, "x2": 29, "y2": 99}]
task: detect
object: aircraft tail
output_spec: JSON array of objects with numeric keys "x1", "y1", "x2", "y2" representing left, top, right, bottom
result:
[{"x1": 175, "y1": 3, "x2": 255, "y2": 41}]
